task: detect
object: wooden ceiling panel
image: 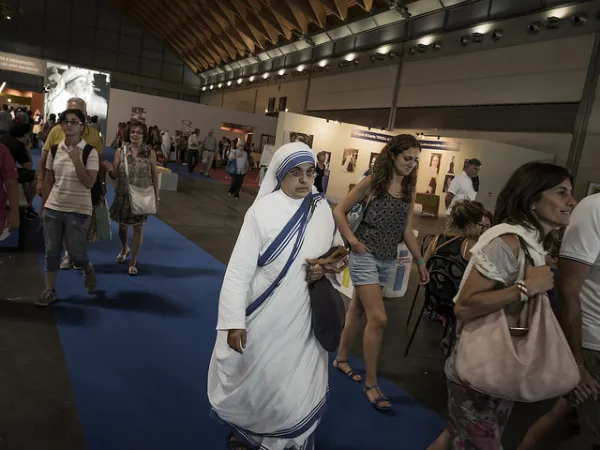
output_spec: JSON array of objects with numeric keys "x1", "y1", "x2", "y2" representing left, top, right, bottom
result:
[{"x1": 107, "y1": 0, "x2": 387, "y2": 73}]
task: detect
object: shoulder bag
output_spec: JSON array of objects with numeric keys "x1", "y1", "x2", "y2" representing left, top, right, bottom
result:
[
  {"x1": 123, "y1": 147, "x2": 156, "y2": 216},
  {"x1": 308, "y1": 246, "x2": 349, "y2": 352},
  {"x1": 454, "y1": 236, "x2": 580, "y2": 402},
  {"x1": 346, "y1": 189, "x2": 372, "y2": 234}
]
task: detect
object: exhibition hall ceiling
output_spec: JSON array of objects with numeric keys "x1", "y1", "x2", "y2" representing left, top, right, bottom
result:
[{"x1": 107, "y1": 0, "x2": 398, "y2": 72}]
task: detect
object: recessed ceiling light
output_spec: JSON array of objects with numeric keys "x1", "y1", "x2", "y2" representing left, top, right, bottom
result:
[
  {"x1": 297, "y1": 64, "x2": 305, "y2": 71},
  {"x1": 262, "y1": 73, "x2": 269, "y2": 79},
  {"x1": 226, "y1": 81, "x2": 232, "y2": 86},
  {"x1": 278, "y1": 69, "x2": 285, "y2": 76},
  {"x1": 344, "y1": 53, "x2": 356, "y2": 62},
  {"x1": 318, "y1": 60, "x2": 328, "y2": 67},
  {"x1": 249, "y1": 76, "x2": 255, "y2": 82},
  {"x1": 237, "y1": 78, "x2": 243, "y2": 84}
]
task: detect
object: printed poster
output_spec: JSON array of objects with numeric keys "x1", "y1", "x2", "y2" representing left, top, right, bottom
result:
[{"x1": 341, "y1": 148, "x2": 359, "y2": 173}]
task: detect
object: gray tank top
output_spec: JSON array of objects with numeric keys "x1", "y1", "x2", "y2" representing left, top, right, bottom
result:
[{"x1": 355, "y1": 193, "x2": 409, "y2": 261}]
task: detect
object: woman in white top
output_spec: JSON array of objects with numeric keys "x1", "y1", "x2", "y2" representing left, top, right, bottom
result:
[
  {"x1": 38, "y1": 109, "x2": 99, "y2": 307},
  {"x1": 208, "y1": 142, "x2": 341, "y2": 450}
]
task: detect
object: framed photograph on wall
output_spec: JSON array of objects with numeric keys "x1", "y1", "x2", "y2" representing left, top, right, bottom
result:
[
  {"x1": 267, "y1": 97, "x2": 276, "y2": 112},
  {"x1": 442, "y1": 174, "x2": 454, "y2": 193},
  {"x1": 278, "y1": 97, "x2": 287, "y2": 111},
  {"x1": 586, "y1": 182, "x2": 600, "y2": 197}
]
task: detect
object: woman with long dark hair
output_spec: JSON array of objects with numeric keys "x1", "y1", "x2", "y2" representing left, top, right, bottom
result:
[
  {"x1": 428, "y1": 162, "x2": 577, "y2": 450},
  {"x1": 333, "y1": 134, "x2": 429, "y2": 411}
]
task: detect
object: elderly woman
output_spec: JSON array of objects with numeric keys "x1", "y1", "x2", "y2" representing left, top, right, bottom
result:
[
  {"x1": 103, "y1": 120, "x2": 158, "y2": 276},
  {"x1": 208, "y1": 142, "x2": 341, "y2": 450},
  {"x1": 38, "y1": 109, "x2": 99, "y2": 306}
]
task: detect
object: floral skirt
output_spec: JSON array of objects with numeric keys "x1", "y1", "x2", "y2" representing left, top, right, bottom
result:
[
  {"x1": 447, "y1": 380, "x2": 514, "y2": 450},
  {"x1": 109, "y1": 192, "x2": 148, "y2": 226}
]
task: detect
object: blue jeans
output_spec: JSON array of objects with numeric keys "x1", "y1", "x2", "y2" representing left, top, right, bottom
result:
[{"x1": 43, "y1": 208, "x2": 90, "y2": 272}]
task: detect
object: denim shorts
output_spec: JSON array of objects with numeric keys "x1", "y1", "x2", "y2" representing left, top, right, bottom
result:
[{"x1": 349, "y1": 251, "x2": 396, "y2": 287}]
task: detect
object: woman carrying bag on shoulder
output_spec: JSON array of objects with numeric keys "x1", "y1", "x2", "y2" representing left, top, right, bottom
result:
[
  {"x1": 428, "y1": 162, "x2": 580, "y2": 450},
  {"x1": 332, "y1": 134, "x2": 429, "y2": 411},
  {"x1": 103, "y1": 120, "x2": 158, "y2": 276}
]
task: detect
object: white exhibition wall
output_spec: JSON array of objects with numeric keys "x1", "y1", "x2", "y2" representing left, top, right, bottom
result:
[
  {"x1": 276, "y1": 112, "x2": 553, "y2": 214},
  {"x1": 106, "y1": 89, "x2": 278, "y2": 143}
]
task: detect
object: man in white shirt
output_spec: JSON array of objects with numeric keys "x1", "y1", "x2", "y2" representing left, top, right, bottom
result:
[
  {"x1": 200, "y1": 129, "x2": 217, "y2": 177},
  {"x1": 445, "y1": 158, "x2": 481, "y2": 213},
  {"x1": 558, "y1": 193, "x2": 600, "y2": 449},
  {"x1": 187, "y1": 128, "x2": 201, "y2": 174}
]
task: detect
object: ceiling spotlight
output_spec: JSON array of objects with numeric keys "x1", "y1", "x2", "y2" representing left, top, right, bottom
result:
[
  {"x1": 528, "y1": 20, "x2": 541, "y2": 34},
  {"x1": 460, "y1": 36, "x2": 470, "y2": 46},
  {"x1": 417, "y1": 43, "x2": 428, "y2": 52},
  {"x1": 285, "y1": 108, "x2": 289, "y2": 112},
  {"x1": 491, "y1": 29, "x2": 503, "y2": 41},
  {"x1": 262, "y1": 73, "x2": 269, "y2": 79},
  {"x1": 472, "y1": 32, "x2": 484, "y2": 43},
  {"x1": 297, "y1": 64, "x2": 305, "y2": 71},
  {"x1": 546, "y1": 16, "x2": 560, "y2": 29},
  {"x1": 226, "y1": 81, "x2": 232, "y2": 86},
  {"x1": 210, "y1": 84, "x2": 214, "y2": 90},
  {"x1": 408, "y1": 46, "x2": 417, "y2": 55},
  {"x1": 249, "y1": 76, "x2": 255, "y2": 82},
  {"x1": 237, "y1": 78, "x2": 242, "y2": 84},
  {"x1": 278, "y1": 69, "x2": 285, "y2": 76},
  {"x1": 265, "y1": 109, "x2": 268, "y2": 113},
  {"x1": 218, "y1": 83, "x2": 223, "y2": 88},
  {"x1": 344, "y1": 53, "x2": 357, "y2": 62},
  {"x1": 318, "y1": 59, "x2": 328, "y2": 67},
  {"x1": 572, "y1": 12, "x2": 587, "y2": 27},
  {"x1": 202, "y1": 86, "x2": 206, "y2": 91},
  {"x1": 433, "y1": 41, "x2": 442, "y2": 50}
]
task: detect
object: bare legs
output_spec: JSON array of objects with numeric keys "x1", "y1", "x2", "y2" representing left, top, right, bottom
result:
[
  {"x1": 335, "y1": 284, "x2": 390, "y2": 407},
  {"x1": 118, "y1": 223, "x2": 144, "y2": 270}
]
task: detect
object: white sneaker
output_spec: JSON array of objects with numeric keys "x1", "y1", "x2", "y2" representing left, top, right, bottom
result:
[{"x1": 60, "y1": 255, "x2": 72, "y2": 270}]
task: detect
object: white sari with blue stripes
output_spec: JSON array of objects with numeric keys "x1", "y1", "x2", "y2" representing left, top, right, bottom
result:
[{"x1": 208, "y1": 186, "x2": 338, "y2": 450}]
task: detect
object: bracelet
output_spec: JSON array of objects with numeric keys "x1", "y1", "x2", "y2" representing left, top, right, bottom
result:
[
  {"x1": 416, "y1": 259, "x2": 425, "y2": 266},
  {"x1": 515, "y1": 281, "x2": 529, "y2": 302}
]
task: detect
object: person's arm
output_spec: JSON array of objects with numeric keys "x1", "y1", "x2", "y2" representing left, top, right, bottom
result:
[
  {"x1": 445, "y1": 192, "x2": 455, "y2": 209},
  {"x1": 150, "y1": 150, "x2": 159, "y2": 201},
  {"x1": 68, "y1": 146, "x2": 98, "y2": 189},
  {"x1": 404, "y1": 196, "x2": 429, "y2": 284},
  {"x1": 37, "y1": 127, "x2": 59, "y2": 193},
  {"x1": 104, "y1": 149, "x2": 121, "y2": 180},
  {"x1": 333, "y1": 176, "x2": 372, "y2": 247},
  {"x1": 454, "y1": 234, "x2": 553, "y2": 321},
  {"x1": 556, "y1": 259, "x2": 591, "y2": 366},
  {"x1": 41, "y1": 169, "x2": 55, "y2": 210}
]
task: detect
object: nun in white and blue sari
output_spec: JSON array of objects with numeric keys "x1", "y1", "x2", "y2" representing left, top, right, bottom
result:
[{"x1": 208, "y1": 142, "x2": 340, "y2": 450}]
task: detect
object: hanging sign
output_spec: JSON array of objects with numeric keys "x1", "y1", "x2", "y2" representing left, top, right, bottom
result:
[
  {"x1": 0, "y1": 52, "x2": 46, "y2": 76},
  {"x1": 351, "y1": 129, "x2": 393, "y2": 144},
  {"x1": 419, "y1": 139, "x2": 461, "y2": 152}
]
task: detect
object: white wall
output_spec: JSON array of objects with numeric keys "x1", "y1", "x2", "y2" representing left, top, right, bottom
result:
[
  {"x1": 398, "y1": 35, "x2": 594, "y2": 107},
  {"x1": 308, "y1": 65, "x2": 398, "y2": 111},
  {"x1": 576, "y1": 72, "x2": 600, "y2": 198},
  {"x1": 276, "y1": 113, "x2": 553, "y2": 213},
  {"x1": 106, "y1": 88, "x2": 277, "y2": 144}
]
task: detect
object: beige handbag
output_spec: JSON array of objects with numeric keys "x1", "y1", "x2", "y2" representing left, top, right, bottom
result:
[{"x1": 454, "y1": 237, "x2": 580, "y2": 402}]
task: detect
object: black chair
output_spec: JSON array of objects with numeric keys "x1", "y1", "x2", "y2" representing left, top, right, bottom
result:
[
  {"x1": 404, "y1": 255, "x2": 466, "y2": 358},
  {"x1": 405, "y1": 233, "x2": 436, "y2": 327}
]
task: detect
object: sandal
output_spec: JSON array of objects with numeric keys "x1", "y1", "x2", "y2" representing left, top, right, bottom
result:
[
  {"x1": 228, "y1": 434, "x2": 250, "y2": 450},
  {"x1": 364, "y1": 384, "x2": 392, "y2": 411},
  {"x1": 128, "y1": 265, "x2": 138, "y2": 276},
  {"x1": 333, "y1": 359, "x2": 362, "y2": 382},
  {"x1": 116, "y1": 249, "x2": 130, "y2": 264}
]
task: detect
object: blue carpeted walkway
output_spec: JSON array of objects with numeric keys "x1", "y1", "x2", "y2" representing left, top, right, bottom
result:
[{"x1": 31, "y1": 148, "x2": 444, "y2": 450}]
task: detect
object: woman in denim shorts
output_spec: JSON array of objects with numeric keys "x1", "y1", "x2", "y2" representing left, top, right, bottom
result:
[{"x1": 332, "y1": 134, "x2": 430, "y2": 411}]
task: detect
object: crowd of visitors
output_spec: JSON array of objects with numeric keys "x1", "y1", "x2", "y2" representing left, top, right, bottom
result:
[{"x1": 3, "y1": 95, "x2": 599, "y2": 450}]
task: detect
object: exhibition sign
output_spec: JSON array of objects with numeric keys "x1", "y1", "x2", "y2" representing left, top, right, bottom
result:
[
  {"x1": 351, "y1": 129, "x2": 460, "y2": 152},
  {"x1": 0, "y1": 51, "x2": 45, "y2": 76}
]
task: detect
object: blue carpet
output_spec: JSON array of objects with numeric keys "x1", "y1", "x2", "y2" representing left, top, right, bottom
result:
[{"x1": 29, "y1": 149, "x2": 444, "y2": 450}]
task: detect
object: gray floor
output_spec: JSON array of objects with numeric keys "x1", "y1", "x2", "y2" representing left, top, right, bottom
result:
[{"x1": 0, "y1": 172, "x2": 586, "y2": 449}]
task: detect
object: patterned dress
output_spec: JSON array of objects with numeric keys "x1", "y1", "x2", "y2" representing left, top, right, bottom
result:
[{"x1": 109, "y1": 145, "x2": 153, "y2": 225}]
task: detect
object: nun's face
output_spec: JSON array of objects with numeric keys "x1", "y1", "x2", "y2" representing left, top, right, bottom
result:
[{"x1": 281, "y1": 163, "x2": 316, "y2": 199}]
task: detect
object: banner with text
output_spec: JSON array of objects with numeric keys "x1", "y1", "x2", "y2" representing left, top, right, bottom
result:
[
  {"x1": 351, "y1": 129, "x2": 393, "y2": 144},
  {"x1": 351, "y1": 129, "x2": 460, "y2": 152},
  {"x1": 0, "y1": 52, "x2": 46, "y2": 76},
  {"x1": 419, "y1": 139, "x2": 461, "y2": 152}
]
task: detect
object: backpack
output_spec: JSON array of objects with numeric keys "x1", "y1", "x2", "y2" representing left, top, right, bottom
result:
[{"x1": 51, "y1": 144, "x2": 104, "y2": 206}]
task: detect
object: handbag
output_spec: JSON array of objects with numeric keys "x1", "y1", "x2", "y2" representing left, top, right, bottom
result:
[
  {"x1": 308, "y1": 246, "x2": 349, "y2": 352},
  {"x1": 346, "y1": 190, "x2": 372, "y2": 234},
  {"x1": 123, "y1": 147, "x2": 156, "y2": 216},
  {"x1": 454, "y1": 236, "x2": 580, "y2": 402},
  {"x1": 226, "y1": 159, "x2": 237, "y2": 176}
]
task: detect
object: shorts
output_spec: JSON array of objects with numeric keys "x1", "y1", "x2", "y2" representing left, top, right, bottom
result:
[
  {"x1": 17, "y1": 167, "x2": 35, "y2": 183},
  {"x1": 348, "y1": 251, "x2": 395, "y2": 287},
  {"x1": 578, "y1": 348, "x2": 600, "y2": 446}
]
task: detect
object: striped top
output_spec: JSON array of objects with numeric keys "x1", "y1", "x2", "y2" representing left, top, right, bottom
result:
[{"x1": 45, "y1": 139, "x2": 99, "y2": 216}]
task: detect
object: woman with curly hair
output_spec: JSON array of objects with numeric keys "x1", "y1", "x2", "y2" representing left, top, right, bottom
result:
[{"x1": 332, "y1": 134, "x2": 430, "y2": 411}]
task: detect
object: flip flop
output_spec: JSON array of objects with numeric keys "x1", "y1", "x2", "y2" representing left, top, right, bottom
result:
[
  {"x1": 128, "y1": 265, "x2": 138, "y2": 276},
  {"x1": 116, "y1": 249, "x2": 130, "y2": 264},
  {"x1": 364, "y1": 384, "x2": 392, "y2": 411},
  {"x1": 333, "y1": 359, "x2": 362, "y2": 382}
]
